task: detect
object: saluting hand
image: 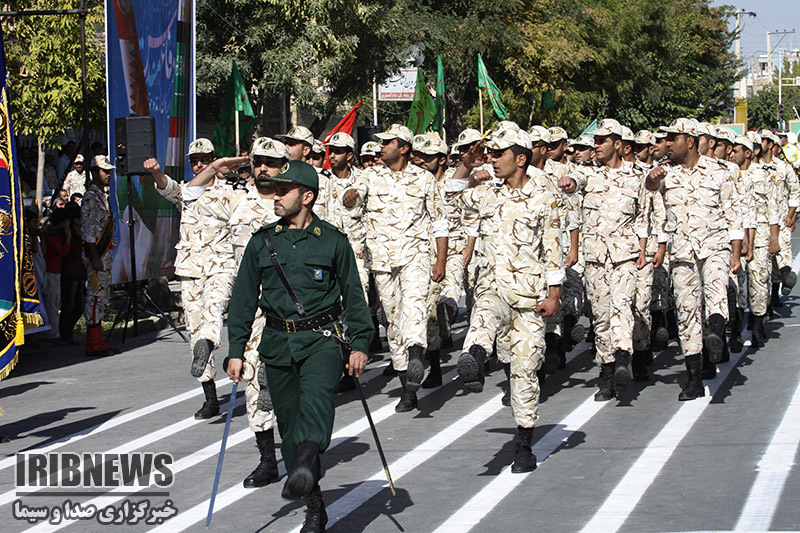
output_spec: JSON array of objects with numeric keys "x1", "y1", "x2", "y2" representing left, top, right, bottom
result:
[
  {"x1": 461, "y1": 140, "x2": 486, "y2": 170},
  {"x1": 347, "y1": 351, "x2": 368, "y2": 378}
]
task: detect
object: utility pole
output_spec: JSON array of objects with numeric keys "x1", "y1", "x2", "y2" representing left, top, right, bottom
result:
[
  {"x1": 767, "y1": 30, "x2": 796, "y2": 129},
  {"x1": 734, "y1": 9, "x2": 755, "y2": 97}
]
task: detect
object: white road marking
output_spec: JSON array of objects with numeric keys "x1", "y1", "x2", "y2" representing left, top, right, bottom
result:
[
  {"x1": 579, "y1": 341, "x2": 751, "y2": 533},
  {"x1": 734, "y1": 367, "x2": 800, "y2": 531}
]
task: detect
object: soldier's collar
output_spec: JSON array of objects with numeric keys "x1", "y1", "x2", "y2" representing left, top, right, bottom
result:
[{"x1": 307, "y1": 215, "x2": 323, "y2": 238}]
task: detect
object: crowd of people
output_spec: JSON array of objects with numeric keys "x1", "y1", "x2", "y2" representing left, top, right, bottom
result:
[{"x1": 28, "y1": 118, "x2": 800, "y2": 532}]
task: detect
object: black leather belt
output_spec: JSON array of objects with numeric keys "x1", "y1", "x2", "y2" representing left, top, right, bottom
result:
[{"x1": 265, "y1": 303, "x2": 342, "y2": 333}]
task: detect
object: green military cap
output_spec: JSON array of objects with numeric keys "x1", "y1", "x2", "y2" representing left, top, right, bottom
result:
[{"x1": 267, "y1": 160, "x2": 319, "y2": 190}]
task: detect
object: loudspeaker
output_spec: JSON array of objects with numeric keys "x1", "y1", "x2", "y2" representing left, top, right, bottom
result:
[
  {"x1": 114, "y1": 115, "x2": 156, "y2": 175},
  {"x1": 356, "y1": 125, "x2": 383, "y2": 152}
]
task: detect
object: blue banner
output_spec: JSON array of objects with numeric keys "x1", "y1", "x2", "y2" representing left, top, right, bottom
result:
[{"x1": 105, "y1": 0, "x2": 195, "y2": 283}]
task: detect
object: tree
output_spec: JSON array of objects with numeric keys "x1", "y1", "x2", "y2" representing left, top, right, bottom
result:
[
  {"x1": 748, "y1": 59, "x2": 800, "y2": 131},
  {"x1": 1, "y1": 0, "x2": 106, "y2": 146}
]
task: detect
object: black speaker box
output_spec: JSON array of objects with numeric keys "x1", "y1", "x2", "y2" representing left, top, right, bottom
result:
[{"x1": 114, "y1": 115, "x2": 156, "y2": 175}]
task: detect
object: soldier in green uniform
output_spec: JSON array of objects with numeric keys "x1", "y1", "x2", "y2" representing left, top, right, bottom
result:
[{"x1": 226, "y1": 160, "x2": 372, "y2": 533}]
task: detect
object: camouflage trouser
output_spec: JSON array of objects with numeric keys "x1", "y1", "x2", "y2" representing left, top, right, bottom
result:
[
  {"x1": 426, "y1": 279, "x2": 443, "y2": 352},
  {"x1": 373, "y1": 260, "x2": 430, "y2": 371},
  {"x1": 775, "y1": 225, "x2": 794, "y2": 274},
  {"x1": 355, "y1": 254, "x2": 370, "y2": 303},
  {"x1": 749, "y1": 228, "x2": 772, "y2": 316},
  {"x1": 243, "y1": 311, "x2": 275, "y2": 432},
  {"x1": 651, "y1": 259, "x2": 671, "y2": 313},
  {"x1": 671, "y1": 251, "x2": 730, "y2": 356},
  {"x1": 633, "y1": 260, "x2": 653, "y2": 351},
  {"x1": 732, "y1": 257, "x2": 748, "y2": 310},
  {"x1": 440, "y1": 251, "x2": 465, "y2": 304},
  {"x1": 464, "y1": 285, "x2": 545, "y2": 428},
  {"x1": 584, "y1": 260, "x2": 637, "y2": 364},
  {"x1": 83, "y1": 253, "x2": 113, "y2": 325},
  {"x1": 181, "y1": 273, "x2": 235, "y2": 383}
]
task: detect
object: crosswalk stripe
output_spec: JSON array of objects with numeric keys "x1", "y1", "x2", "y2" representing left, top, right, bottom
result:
[
  {"x1": 580, "y1": 341, "x2": 750, "y2": 533},
  {"x1": 734, "y1": 364, "x2": 800, "y2": 531},
  {"x1": 148, "y1": 369, "x2": 461, "y2": 532}
]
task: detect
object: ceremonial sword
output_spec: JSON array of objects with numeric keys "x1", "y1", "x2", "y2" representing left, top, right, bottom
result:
[{"x1": 206, "y1": 381, "x2": 238, "y2": 528}]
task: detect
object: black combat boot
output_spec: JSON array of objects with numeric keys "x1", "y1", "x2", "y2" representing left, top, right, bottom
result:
[
  {"x1": 678, "y1": 354, "x2": 705, "y2": 401},
  {"x1": 395, "y1": 371, "x2": 418, "y2": 412},
  {"x1": 457, "y1": 344, "x2": 487, "y2": 393},
  {"x1": 666, "y1": 309, "x2": 679, "y2": 339},
  {"x1": 704, "y1": 313, "x2": 725, "y2": 364},
  {"x1": 613, "y1": 350, "x2": 632, "y2": 393},
  {"x1": 701, "y1": 347, "x2": 716, "y2": 380},
  {"x1": 383, "y1": 363, "x2": 397, "y2": 377},
  {"x1": 422, "y1": 350, "x2": 442, "y2": 388},
  {"x1": 437, "y1": 298, "x2": 457, "y2": 348},
  {"x1": 772, "y1": 283, "x2": 783, "y2": 308},
  {"x1": 747, "y1": 311, "x2": 754, "y2": 330},
  {"x1": 369, "y1": 316, "x2": 383, "y2": 353},
  {"x1": 729, "y1": 307, "x2": 744, "y2": 353},
  {"x1": 511, "y1": 426, "x2": 537, "y2": 473},
  {"x1": 650, "y1": 310, "x2": 669, "y2": 352},
  {"x1": 243, "y1": 429, "x2": 280, "y2": 488},
  {"x1": 337, "y1": 371, "x2": 356, "y2": 393},
  {"x1": 752, "y1": 314, "x2": 767, "y2": 348},
  {"x1": 595, "y1": 363, "x2": 615, "y2": 402},
  {"x1": 781, "y1": 265, "x2": 797, "y2": 295},
  {"x1": 282, "y1": 442, "x2": 319, "y2": 500},
  {"x1": 405, "y1": 344, "x2": 426, "y2": 391},
  {"x1": 501, "y1": 363, "x2": 511, "y2": 407},
  {"x1": 190, "y1": 339, "x2": 214, "y2": 378},
  {"x1": 632, "y1": 350, "x2": 650, "y2": 382},
  {"x1": 194, "y1": 380, "x2": 220, "y2": 420},
  {"x1": 300, "y1": 484, "x2": 328, "y2": 533},
  {"x1": 543, "y1": 332, "x2": 561, "y2": 374},
  {"x1": 719, "y1": 329, "x2": 730, "y2": 363}
]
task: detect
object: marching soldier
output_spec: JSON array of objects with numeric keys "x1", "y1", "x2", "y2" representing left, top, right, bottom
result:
[
  {"x1": 226, "y1": 160, "x2": 372, "y2": 533},
  {"x1": 732, "y1": 135, "x2": 779, "y2": 348},
  {"x1": 559, "y1": 119, "x2": 648, "y2": 400},
  {"x1": 81, "y1": 155, "x2": 118, "y2": 357},
  {"x1": 277, "y1": 126, "x2": 315, "y2": 162},
  {"x1": 342, "y1": 124, "x2": 449, "y2": 412},
  {"x1": 570, "y1": 136, "x2": 595, "y2": 164},
  {"x1": 453, "y1": 121, "x2": 563, "y2": 472},
  {"x1": 309, "y1": 140, "x2": 325, "y2": 168},
  {"x1": 359, "y1": 141, "x2": 381, "y2": 168},
  {"x1": 646, "y1": 118, "x2": 742, "y2": 401}
]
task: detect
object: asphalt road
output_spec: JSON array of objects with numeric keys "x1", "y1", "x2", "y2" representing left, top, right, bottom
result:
[{"x1": 1, "y1": 236, "x2": 799, "y2": 533}]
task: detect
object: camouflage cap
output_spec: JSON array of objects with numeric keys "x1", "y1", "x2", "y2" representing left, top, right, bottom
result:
[
  {"x1": 187, "y1": 138, "x2": 215, "y2": 156},
  {"x1": 714, "y1": 126, "x2": 736, "y2": 144},
  {"x1": 620, "y1": 126, "x2": 635, "y2": 142},
  {"x1": 412, "y1": 132, "x2": 447, "y2": 155},
  {"x1": 360, "y1": 141, "x2": 380, "y2": 157},
  {"x1": 91, "y1": 155, "x2": 115, "y2": 170},
  {"x1": 276, "y1": 125, "x2": 315, "y2": 145},
  {"x1": 659, "y1": 118, "x2": 699, "y2": 137},
  {"x1": 548, "y1": 126, "x2": 568, "y2": 142},
  {"x1": 453, "y1": 128, "x2": 483, "y2": 147},
  {"x1": 634, "y1": 130, "x2": 655, "y2": 145},
  {"x1": 745, "y1": 130, "x2": 762, "y2": 145},
  {"x1": 74, "y1": 154, "x2": 85, "y2": 163},
  {"x1": 569, "y1": 135, "x2": 595, "y2": 148},
  {"x1": 251, "y1": 137, "x2": 289, "y2": 159},
  {"x1": 733, "y1": 135, "x2": 754, "y2": 152},
  {"x1": 653, "y1": 130, "x2": 667, "y2": 139},
  {"x1": 267, "y1": 160, "x2": 319, "y2": 190},
  {"x1": 697, "y1": 122, "x2": 717, "y2": 137},
  {"x1": 527, "y1": 125, "x2": 552, "y2": 143},
  {"x1": 374, "y1": 124, "x2": 414, "y2": 144},
  {"x1": 324, "y1": 132, "x2": 356, "y2": 150},
  {"x1": 589, "y1": 118, "x2": 624, "y2": 137},
  {"x1": 311, "y1": 139, "x2": 325, "y2": 154},
  {"x1": 759, "y1": 129, "x2": 780, "y2": 144},
  {"x1": 486, "y1": 121, "x2": 532, "y2": 150}
]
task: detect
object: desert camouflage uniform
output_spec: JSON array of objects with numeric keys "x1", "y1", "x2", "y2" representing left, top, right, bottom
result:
[
  {"x1": 81, "y1": 183, "x2": 115, "y2": 323},
  {"x1": 769, "y1": 158, "x2": 800, "y2": 281},
  {"x1": 574, "y1": 161, "x2": 648, "y2": 363},
  {"x1": 315, "y1": 167, "x2": 369, "y2": 298},
  {"x1": 226, "y1": 185, "x2": 279, "y2": 432},
  {"x1": 743, "y1": 164, "x2": 781, "y2": 315},
  {"x1": 632, "y1": 161, "x2": 668, "y2": 351},
  {"x1": 729, "y1": 162, "x2": 751, "y2": 310},
  {"x1": 63, "y1": 169, "x2": 87, "y2": 198},
  {"x1": 352, "y1": 163, "x2": 448, "y2": 370},
  {"x1": 156, "y1": 177, "x2": 235, "y2": 383},
  {"x1": 654, "y1": 156, "x2": 740, "y2": 356},
  {"x1": 461, "y1": 175, "x2": 563, "y2": 427}
]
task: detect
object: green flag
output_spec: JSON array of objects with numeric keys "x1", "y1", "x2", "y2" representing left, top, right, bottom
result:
[
  {"x1": 432, "y1": 56, "x2": 446, "y2": 132},
  {"x1": 212, "y1": 60, "x2": 254, "y2": 156},
  {"x1": 580, "y1": 119, "x2": 598, "y2": 137},
  {"x1": 477, "y1": 53, "x2": 507, "y2": 120},
  {"x1": 541, "y1": 89, "x2": 555, "y2": 111},
  {"x1": 407, "y1": 69, "x2": 437, "y2": 134}
]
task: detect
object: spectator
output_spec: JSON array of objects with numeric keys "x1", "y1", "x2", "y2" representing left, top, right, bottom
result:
[
  {"x1": 41, "y1": 206, "x2": 71, "y2": 344},
  {"x1": 56, "y1": 140, "x2": 76, "y2": 180},
  {"x1": 70, "y1": 192, "x2": 83, "y2": 205},
  {"x1": 59, "y1": 202, "x2": 84, "y2": 345},
  {"x1": 90, "y1": 141, "x2": 104, "y2": 158},
  {"x1": 44, "y1": 153, "x2": 58, "y2": 192}
]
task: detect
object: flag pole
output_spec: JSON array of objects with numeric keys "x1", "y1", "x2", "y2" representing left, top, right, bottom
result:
[
  {"x1": 478, "y1": 88, "x2": 484, "y2": 133},
  {"x1": 234, "y1": 109, "x2": 240, "y2": 155}
]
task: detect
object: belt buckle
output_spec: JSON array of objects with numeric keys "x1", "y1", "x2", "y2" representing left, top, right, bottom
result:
[{"x1": 286, "y1": 319, "x2": 296, "y2": 333}]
